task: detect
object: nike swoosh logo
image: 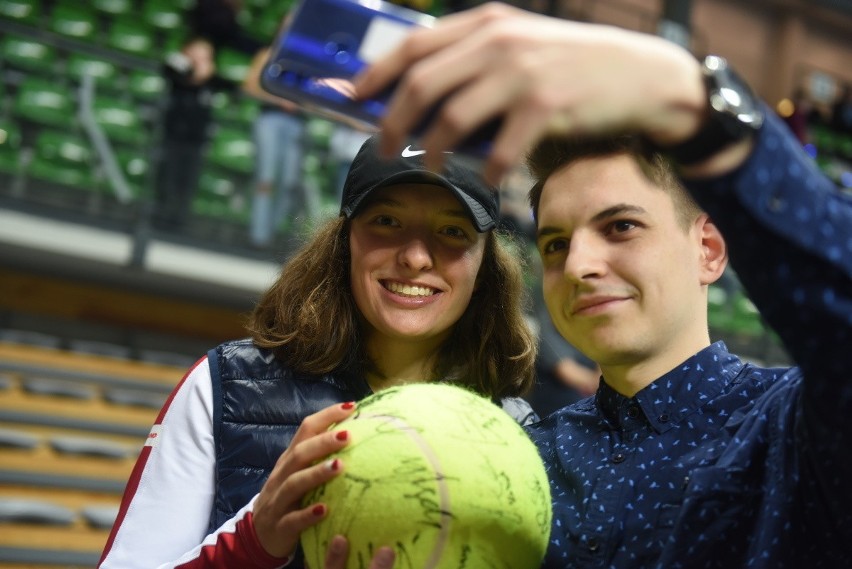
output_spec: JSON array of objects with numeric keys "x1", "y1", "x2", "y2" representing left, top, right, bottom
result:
[{"x1": 401, "y1": 145, "x2": 427, "y2": 157}]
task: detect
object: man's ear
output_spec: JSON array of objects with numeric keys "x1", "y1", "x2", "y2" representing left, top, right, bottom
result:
[{"x1": 695, "y1": 214, "x2": 728, "y2": 285}]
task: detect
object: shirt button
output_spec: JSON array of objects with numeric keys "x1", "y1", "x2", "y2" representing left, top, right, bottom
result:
[
  {"x1": 612, "y1": 452, "x2": 626, "y2": 464},
  {"x1": 626, "y1": 406, "x2": 639, "y2": 419},
  {"x1": 588, "y1": 537, "x2": 600, "y2": 552},
  {"x1": 658, "y1": 413, "x2": 669, "y2": 423}
]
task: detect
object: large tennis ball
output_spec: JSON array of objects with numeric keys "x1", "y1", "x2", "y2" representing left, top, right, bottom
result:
[{"x1": 300, "y1": 382, "x2": 551, "y2": 569}]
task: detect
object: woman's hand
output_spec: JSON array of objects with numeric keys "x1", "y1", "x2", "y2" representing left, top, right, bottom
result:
[
  {"x1": 252, "y1": 402, "x2": 357, "y2": 559},
  {"x1": 355, "y1": 2, "x2": 704, "y2": 184},
  {"x1": 323, "y1": 536, "x2": 395, "y2": 569}
]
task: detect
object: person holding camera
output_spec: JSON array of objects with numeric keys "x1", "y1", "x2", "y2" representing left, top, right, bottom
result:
[{"x1": 356, "y1": 3, "x2": 852, "y2": 567}]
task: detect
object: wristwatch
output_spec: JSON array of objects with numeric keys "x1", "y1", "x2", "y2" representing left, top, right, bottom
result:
[{"x1": 661, "y1": 55, "x2": 764, "y2": 166}]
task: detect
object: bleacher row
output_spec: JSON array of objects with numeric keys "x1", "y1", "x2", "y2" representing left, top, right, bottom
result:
[
  {"x1": 0, "y1": 0, "x2": 344, "y2": 239},
  {"x1": 0, "y1": 339, "x2": 181, "y2": 568}
]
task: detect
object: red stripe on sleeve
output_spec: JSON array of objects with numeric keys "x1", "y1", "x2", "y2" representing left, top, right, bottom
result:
[{"x1": 98, "y1": 356, "x2": 207, "y2": 566}]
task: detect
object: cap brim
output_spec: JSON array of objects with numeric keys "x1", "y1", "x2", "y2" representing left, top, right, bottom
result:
[{"x1": 342, "y1": 170, "x2": 496, "y2": 232}]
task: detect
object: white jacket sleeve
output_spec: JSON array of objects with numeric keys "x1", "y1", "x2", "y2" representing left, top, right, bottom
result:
[{"x1": 98, "y1": 357, "x2": 219, "y2": 567}]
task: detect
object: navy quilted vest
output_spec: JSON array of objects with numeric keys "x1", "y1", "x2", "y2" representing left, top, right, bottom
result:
[{"x1": 206, "y1": 338, "x2": 537, "y2": 563}]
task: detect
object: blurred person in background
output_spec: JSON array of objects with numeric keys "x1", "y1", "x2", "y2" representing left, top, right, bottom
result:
[
  {"x1": 190, "y1": 0, "x2": 263, "y2": 55},
  {"x1": 242, "y1": 45, "x2": 311, "y2": 247},
  {"x1": 152, "y1": 37, "x2": 225, "y2": 231}
]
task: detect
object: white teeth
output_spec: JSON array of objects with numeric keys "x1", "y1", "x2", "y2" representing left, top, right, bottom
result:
[{"x1": 386, "y1": 282, "x2": 435, "y2": 297}]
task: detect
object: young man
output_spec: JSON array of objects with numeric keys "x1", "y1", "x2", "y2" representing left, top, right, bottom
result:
[{"x1": 355, "y1": 3, "x2": 852, "y2": 567}]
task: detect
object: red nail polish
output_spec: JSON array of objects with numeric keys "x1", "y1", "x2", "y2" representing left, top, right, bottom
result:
[
  {"x1": 312, "y1": 504, "x2": 326, "y2": 516},
  {"x1": 329, "y1": 458, "x2": 341, "y2": 471},
  {"x1": 341, "y1": 401, "x2": 355, "y2": 410},
  {"x1": 335, "y1": 430, "x2": 349, "y2": 442}
]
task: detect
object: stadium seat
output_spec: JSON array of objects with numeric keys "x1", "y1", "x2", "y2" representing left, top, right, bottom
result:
[
  {"x1": 0, "y1": 427, "x2": 39, "y2": 449},
  {"x1": 213, "y1": 93, "x2": 260, "y2": 127},
  {"x1": 106, "y1": 18, "x2": 156, "y2": 59},
  {"x1": 142, "y1": 0, "x2": 183, "y2": 32},
  {"x1": 206, "y1": 127, "x2": 255, "y2": 175},
  {"x1": 13, "y1": 78, "x2": 75, "y2": 129},
  {"x1": 23, "y1": 376, "x2": 98, "y2": 400},
  {"x1": 0, "y1": 35, "x2": 57, "y2": 76},
  {"x1": 91, "y1": 96, "x2": 148, "y2": 146},
  {"x1": 116, "y1": 148, "x2": 150, "y2": 197},
  {"x1": 0, "y1": 498, "x2": 76, "y2": 525},
  {"x1": 127, "y1": 68, "x2": 166, "y2": 102},
  {"x1": 215, "y1": 48, "x2": 252, "y2": 83},
  {"x1": 66, "y1": 51, "x2": 120, "y2": 87},
  {"x1": 0, "y1": 0, "x2": 40, "y2": 25},
  {"x1": 0, "y1": 120, "x2": 23, "y2": 176},
  {"x1": 28, "y1": 129, "x2": 95, "y2": 189},
  {"x1": 91, "y1": 0, "x2": 132, "y2": 17},
  {"x1": 49, "y1": 3, "x2": 99, "y2": 42}
]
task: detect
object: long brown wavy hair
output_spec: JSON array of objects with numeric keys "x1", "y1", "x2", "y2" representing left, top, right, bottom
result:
[{"x1": 246, "y1": 215, "x2": 537, "y2": 398}]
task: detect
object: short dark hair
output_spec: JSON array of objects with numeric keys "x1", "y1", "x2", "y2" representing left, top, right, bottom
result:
[{"x1": 526, "y1": 135, "x2": 702, "y2": 230}]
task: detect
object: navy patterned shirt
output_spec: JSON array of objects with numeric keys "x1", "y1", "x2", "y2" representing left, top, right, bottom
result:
[{"x1": 527, "y1": 109, "x2": 852, "y2": 568}]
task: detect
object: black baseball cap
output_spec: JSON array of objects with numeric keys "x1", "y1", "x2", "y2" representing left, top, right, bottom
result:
[{"x1": 340, "y1": 136, "x2": 499, "y2": 232}]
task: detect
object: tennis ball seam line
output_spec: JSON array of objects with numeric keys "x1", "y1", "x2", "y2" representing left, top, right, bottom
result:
[{"x1": 369, "y1": 413, "x2": 451, "y2": 569}]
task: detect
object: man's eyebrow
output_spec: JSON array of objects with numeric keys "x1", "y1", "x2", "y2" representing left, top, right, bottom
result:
[
  {"x1": 591, "y1": 203, "x2": 647, "y2": 222},
  {"x1": 536, "y1": 203, "x2": 647, "y2": 242}
]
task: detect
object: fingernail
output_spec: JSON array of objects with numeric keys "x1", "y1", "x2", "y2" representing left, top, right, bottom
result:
[
  {"x1": 335, "y1": 430, "x2": 349, "y2": 442},
  {"x1": 375, "y1": 547, "x2": 395, "y2": 568},
  {"x1": 327, "y1": 458, "x2": 342, "y2": 472},
  {"x1": 330, "y1": 535, "x2": 347, "y2": 554},
  {"x1": 311, "y1": 504, "x2": 326, "y2": 516},
  {"x1": 341, "y1": 401, "x2": 355, "y2": 410}
]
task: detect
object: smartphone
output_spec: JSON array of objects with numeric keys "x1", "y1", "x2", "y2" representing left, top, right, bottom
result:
[{"x1": 260, "y1": 0, "x2": 497, "y2": 157}]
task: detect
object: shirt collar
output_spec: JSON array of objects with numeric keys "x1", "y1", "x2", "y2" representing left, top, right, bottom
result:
[{"x1": 596, "y1": 341, "x2": 744, "y2": 433}]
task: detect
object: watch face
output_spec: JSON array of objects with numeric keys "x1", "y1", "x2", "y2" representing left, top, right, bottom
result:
[{"x1": 706, "y1": 56, "x2": 764, "y2": 128}]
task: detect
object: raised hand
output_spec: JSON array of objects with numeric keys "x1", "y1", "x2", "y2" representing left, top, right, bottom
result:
[
  {"x1": 355, "y1": 2, "x2": 704, "y2": 184},
  {"x1": 252, "y1": 402, "x2": 357, "y2": 559}
]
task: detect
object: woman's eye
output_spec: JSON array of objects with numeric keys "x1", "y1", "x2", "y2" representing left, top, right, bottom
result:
[
  {"x1": 372, "y1": 215, "x2": 398, "y2": 227},
  {"x1": 441, "y1": 226, "x2": 469, "y2": 239},
  {"x1": 543, "y1": 238, "x2": 568, "y2": 254}
]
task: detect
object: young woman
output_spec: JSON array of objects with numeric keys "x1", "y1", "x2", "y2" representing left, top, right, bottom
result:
[{"x1": 98, "y1": 135, "x2": 538, "y2": 569}]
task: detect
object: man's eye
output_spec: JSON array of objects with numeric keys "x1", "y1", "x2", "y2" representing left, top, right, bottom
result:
[{"x1": 610, "y1": 220, "x2": 637, "y2": 234}]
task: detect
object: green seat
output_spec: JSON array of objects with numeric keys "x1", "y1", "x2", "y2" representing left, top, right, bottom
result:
[
  {"x1": 194, "y1": 170, "x2": 249, "y2": 223},
  {"x1": 50, "y1": 4, "x2": 99, "y2": 41},
  {"x1": 730, "y1": 294, "x2": 765, "y2": 338},
  {"x1": 142, "y1": 0, "x2": 182, "y2": 32},
  {"x1": 0, "y1": 35, "x2": 57, "y2": 75},
  {"x1": 207, "y1": 128, "x2": 254, "y2": 175},
  {"x1": 13, "y1": 78, "x2": 75, "y2": 129},
  {"x1": 66, "y1": 52, "x2": 119, "y2": 86},
  {"x1": 116, "y1": 148, "x2": 150, "y2": 198},
  {"x1": 91, "y1": 96, "x2": 147, "y2": 145},
  {"x1": 0, "y1": 0, "x2": 40, "y2": 24},
  {"x1": 127, "y1": 68, "x2": 166, "y2": 102},
  {"x1": 246, "y1": 14, "x2": 281, "y2": 43},
  {"x1": 305, "y1": 117, "x2": 334, "y2": 149},
  {"x1": 91, "y1": 0, "x2": 132, "y2": 17},
  {"x1": 213, "y1": 94, "x2": 259, "y2": 126},
  {"x1": 106, "y1": 18, "x2": 156, "y2": 59},
  {"x1": 28, "y1": 130, "x2": 95, "y2": 189},
  {"x1": 215, "y1": 48, "x2": 252, "y2": 83},
  {"x1": 0, "y1": 120, "x2": 24, "y2": 174}
]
